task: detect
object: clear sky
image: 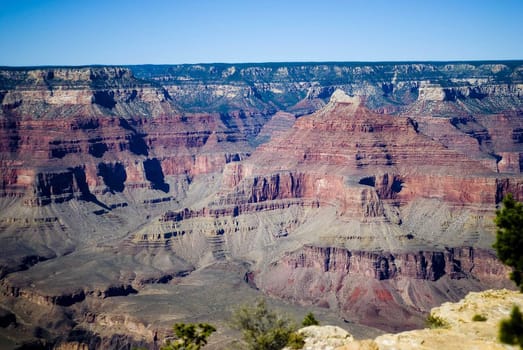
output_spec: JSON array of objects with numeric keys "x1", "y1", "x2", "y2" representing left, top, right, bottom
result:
[{"x1": 0, "y1": 0, "x2": 522, "y2": 66}]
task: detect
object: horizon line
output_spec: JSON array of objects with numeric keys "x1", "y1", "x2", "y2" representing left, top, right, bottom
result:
[{"x1": 2, "y1": 58, "x2": 523, "y2": 69}]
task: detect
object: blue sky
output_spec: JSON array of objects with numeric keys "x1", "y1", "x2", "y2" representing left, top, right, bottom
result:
[{"x1": 0, "y1": 0, "x2": 522, "y2": 66}]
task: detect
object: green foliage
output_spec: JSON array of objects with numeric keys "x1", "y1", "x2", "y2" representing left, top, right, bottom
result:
[
  {"x1": 426, "y1": 314, "x2": 449, "y2": 329},
  {"x1": 493, "y1": 194, "x2": 523, "y2": 292},
  {"x1": 302, "y1": 312, "x2": 320, "y2": 327},
  {"x1": 161, "y1": 323, "x2": 216, "y2": 350},
  {"x1": 472, "y1": 314, "x2": 488, "y2": 322},
  {"x1": 494, "y1": 194, "x2": 523, "y2": 348},
  {"x1": 499, "y1": 306, "x2": 523, "y2": 348},
  {"x1": 231, "y1": 299, "x2": 303, "y2": 350},
  {"x1": 286, "y1": 332, "x2": 305, "y2": 350}
]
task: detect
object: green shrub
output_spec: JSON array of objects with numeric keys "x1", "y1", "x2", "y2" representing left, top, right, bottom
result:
[
  {"x1": 302, "y1": 312, "x2": 319, "y2": 327},
  {"x1": 472, "y1": 314, "x2": 487, "y2": 322},
  {"x1": 231, "y1": 299, "x2": 303, "y2": 350},
  {"x1": 494, "y1": 195, "x2": 523, "y2": 348},
  {"x1": 499, "y1": 306, "x2": 523, "y2": 349},
  {"x1": 286, "y1": 332, "x2": 306, "y2": 350},
  {"x1": 161, "y1": 322, "x2": 216, "y2": 350},
  {"x1": 426, "y1": 314, "x2": 449, "y2": 329},
  {"x1": 493, "y1": 194, "x2": 523, "y2": 292}
]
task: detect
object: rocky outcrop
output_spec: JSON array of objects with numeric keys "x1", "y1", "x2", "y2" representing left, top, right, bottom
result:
[
  {"x1": 371, "y1": 289, "x2": 523, "y2": 350},
  {"x1": 3, "y1": 62, "x2": 523, "y2": 118},
  {"x1": 54, "y1": 342, "x2": 90, "y2": 350},
  {"x1": 1, "y1": 280, "x2": 138, "y2": 307},
  {"x1": 287, "y1": 325, "x2": 355, "y2": 350},
  {"x1": 294, "y1": 289, "x2": 523, "y2": 349},
  {"x1": 0, "y1": 67, "x2": 177, "y2": 119},
  {"x1": 52, "y1": 333, "x2": 151, "y2": 350}
]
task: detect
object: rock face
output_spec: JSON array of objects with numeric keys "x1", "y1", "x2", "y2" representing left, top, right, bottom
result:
[
  {"x1": 372, "y1": 289, "x2": 523, "y2": 350},
  {"x1": 258, "y1": 245, "x2": 509, "y2": 330},
  {"x1": 0, "y1": 62, "x2": 523, "y2": 348},
  {"x1": 298, "y1": 289, "x2": 523, "y2": 350},
  {"x1": 289, "y1": 325, "x2": 355, "y2": 350}
]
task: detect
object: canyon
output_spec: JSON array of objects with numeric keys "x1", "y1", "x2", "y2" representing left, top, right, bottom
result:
[{"x1": 0, "y1": 61, "x2": 522, "y2": 349}]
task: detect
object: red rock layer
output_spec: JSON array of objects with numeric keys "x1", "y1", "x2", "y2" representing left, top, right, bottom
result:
[
  {"x1": 221, "y1": 97, "x2": 523, "y2": 216},
  {"x1": 256, "y1": 245, "x2": 511, "y2": 331},
  {"x1": 0, "y1": 114, "x2": 253, "y2": 205}
]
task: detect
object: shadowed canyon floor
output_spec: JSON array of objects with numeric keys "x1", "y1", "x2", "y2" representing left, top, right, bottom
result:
[{"x1": 0, "y1": 62, "x2": 522, "y2": 348}]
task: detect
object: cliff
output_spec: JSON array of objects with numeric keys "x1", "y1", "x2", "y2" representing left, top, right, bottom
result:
[
  {"x1": 129, "y1": 62, "x2": 523, "y2": 115},
  {"x1": 302, "y1": 289, "x2": 523, "y2": 350},
  {"x1": 3, "y1": 62, "x2": 523, "y2": 119},
  {"x1": 257, "y1": 245, "x2": 510, "y2": 330}
]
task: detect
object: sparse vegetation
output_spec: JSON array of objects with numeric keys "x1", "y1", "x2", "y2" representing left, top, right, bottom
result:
[
  {"x1": 472, "y1": 314, "x2": 487, "y2": 322},
  {"x1": 161, "y1": 323, "x2": 216, "y2": 350},
  {"x1": 302, "y1": 312, "x2": 320, "y2": 326},
  {"x1": 286, "y1": 332, "x2": 306, "y2": 349},
  {"x1": 493, "y1": 194, "x2": 523, "y2": 291},
  {"x1": 426, "y1": 314, "x2": 449, "y2": 329},
  {"x1": 494, "y1": 194, "x2": 523, "y2": 348},
  {"x1": 499, "y1": 306, "x2": 523, "y2": 348},
  {"x1": 231, "y1": 299, "x2": 304, "y2": 350}
]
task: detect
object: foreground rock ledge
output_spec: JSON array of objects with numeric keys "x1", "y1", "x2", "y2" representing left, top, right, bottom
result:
[{"x1": 295, "y1": 289, "x2": 523, "y2": 350}]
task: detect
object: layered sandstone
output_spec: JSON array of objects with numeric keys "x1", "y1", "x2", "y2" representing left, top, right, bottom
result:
[
  {"x1": 0, "y1": 116, "x2": 252, "y2": 203},
  {"x1": 257, "y1": 245, "x2": 510, "y2": 330},
  {"x1": 130, "y1": 62, "x2": 523, "y2": 115},
  {"x1": 220, "y1": 91, "x2": 523, "y2": 224}
]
